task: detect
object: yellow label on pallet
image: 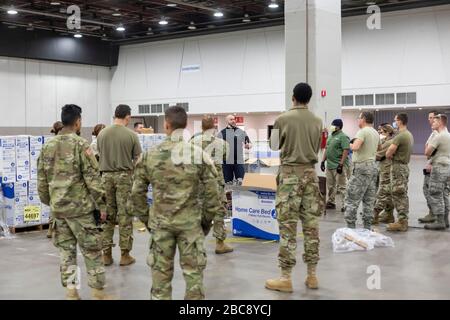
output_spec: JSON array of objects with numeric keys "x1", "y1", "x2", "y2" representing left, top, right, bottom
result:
[{"x1": 24, "y1": 206, "x2": 41, "y2": 222}]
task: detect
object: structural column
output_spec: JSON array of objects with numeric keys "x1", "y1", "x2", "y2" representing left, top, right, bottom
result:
[{"x1": 285, "y1": 0, "x2": 342, "y2": 125}]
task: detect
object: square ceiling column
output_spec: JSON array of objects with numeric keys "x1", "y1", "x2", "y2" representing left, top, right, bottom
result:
[{"x1": 285, "y1": 0, "x2": 342, "y2": 126}]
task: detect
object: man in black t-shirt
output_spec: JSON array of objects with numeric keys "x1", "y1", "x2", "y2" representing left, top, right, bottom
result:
[{"x1": 218, "y1": 115, "x2": 252, "y2": 183}]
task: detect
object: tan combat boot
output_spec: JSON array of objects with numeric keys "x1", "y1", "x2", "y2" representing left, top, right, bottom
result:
[
  {"x1": 91, "y1": 288, "x2": 115, "y2": 300},
  {"x1": 66, "y1": 288, "x2": 81, "y2": 300},
  {"x1": 387, "y1": 219, "x2": 408, "y2": 232},
  {"x1": 378, "y1": 210, "x2": 395, "y2": 224},
  {"x1": 215, "y1": 239, "x2": 234, "y2": 254},
  {"x1": 418, "y1": 212, "x2": 436, "y2": 224},
  {"x1": 46, "y1": 227, "x2": 52, "y2": 239},
  {"x1": 265, "y1": 269, "x2": 293, "y2": 293},
  {"x1": 424, "y1": 215, "x2": 446, "y2": 231},
  {"x1": 120, "y1": 250, "x2": 136, "y2": 266},
  {"x1": 305, "y1": 264, "x2": 319, "y2": 289},
  {"x1": 103, "y1": 248, "x2": 113, "y2": 266}
]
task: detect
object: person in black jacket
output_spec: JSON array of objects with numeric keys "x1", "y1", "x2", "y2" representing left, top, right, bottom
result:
[{"x1": 218, "y1": 115, "x2": 252, "y2": 183}]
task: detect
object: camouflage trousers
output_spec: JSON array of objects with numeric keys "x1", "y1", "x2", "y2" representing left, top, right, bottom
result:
[
  {"x1": 423, "y1": 173, "x2": 432, "y2": 212},
  {"x1": 374, "y1": 162, "x2": 394, "y2": 214},
  {"x1": 390, "y1": 163, "x2": 410, "y2": 221},
  {"x1": 276, "y1": 165, "x2": 323, "y2": 271},
  {"x1": 344, "y1": 161, "x2": 378, "y2": 227},
  {"x1": 428, "y1": 164, "x2": 450, "y2": 216},
  {"x1": 102, "y1": 171, "x2": 134, "y2": 251},
  {"x1": 53, "y1": 214, "x2": 105, "y2": 289},
  {"x1": 199, "y1": 180, "x2": 228, "y2": 241},
  {"x1": 147, "y1": 227, "x2": 207, "y2": 300},
  {"x1": 326, "y1": 167, "x2": 348, "y2": 207}
]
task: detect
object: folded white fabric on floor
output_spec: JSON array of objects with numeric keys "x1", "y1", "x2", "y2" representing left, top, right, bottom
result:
[{"x1": 332, "y1": 228, "x2": 395, "y2": 253}]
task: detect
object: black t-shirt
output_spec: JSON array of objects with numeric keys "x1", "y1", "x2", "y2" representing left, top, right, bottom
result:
[{"x1": 219, "y1": 126, "x2": 250, "y2": 165}]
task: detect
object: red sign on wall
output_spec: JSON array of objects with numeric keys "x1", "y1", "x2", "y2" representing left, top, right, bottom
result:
[
  {"x1": 321, "y1": 90, "x2": 327, "y2": 97},
  {"x1": 235, "y1": 116, "x2": 244, "y2": 125}
]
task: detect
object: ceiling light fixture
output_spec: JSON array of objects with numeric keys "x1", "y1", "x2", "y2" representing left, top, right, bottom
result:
[
  {"x1": 159, "y1": 17, "x2": 168, "y2": 25},
  {"x1": 7, "y1": 8, "x2": 18, "y2": 15},
  {"x1": 188, "y1": 21, "x2": 196, "y2": 30},
  {"x1": 268, "y1": 1, "x2": 279, "y2": 9},
  {"x1": 242, "y1": 14, "x2": 251, "y2": 23},
  {"x1": 116, "y1": 25, "x2": 125, "y2": 31},
  {"x1": 112, "y1": 12, "x2": 122, "y2": 17},
  {"x1": 74, "y1": 32, "x2": 83, "y2": 38},
  {"x1": 214, "y1": 11, "x2": 224, "y2": 17},
  {"x1": 50, "y1": 1, "x2": 61, "y2": 5},
  {"x1": 166, "y1": 3, "x2": 177, "y2": 7}
]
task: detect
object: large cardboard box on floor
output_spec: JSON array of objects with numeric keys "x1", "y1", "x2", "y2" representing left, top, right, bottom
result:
[{"x1": 231, "y1": 173, "x2": 279, "y2": 241}]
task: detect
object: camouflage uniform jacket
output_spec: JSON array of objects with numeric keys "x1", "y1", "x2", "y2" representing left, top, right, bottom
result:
[
  {"x1": 37, "y1": 128, "x2": 106, "y2": 218},
  {"x1": 129, "y1": 135, "x2": 222, "y2": 231},
  {"x1": 190, "y1": 130, "x2": 229, "y2": 185}
]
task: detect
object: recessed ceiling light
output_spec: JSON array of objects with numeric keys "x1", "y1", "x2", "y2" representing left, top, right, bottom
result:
[
  {"x1": 188, "y1": 21, "x2": 196, "y2": 30},
  {"x1": 112, "y1": 13, "x2": 122, "y2": 17},
  {"x1": 7, "y1": 8, "x2": 18, "y2": 15},
  {"x1": 242, "y1": 14, "x2": 251, "y2": 23},
  {"x1": 268, "y1": 1, "x2": 279, "y2": 9},
  {"x1": 214, "y1": 11, "x2": 224, "y2": 17},
  {"x1": 50, "y1": 1, "x2": 61, "y2": 5},
  {"x1": 7, "y1": 25, "x2": 17, "y2": 29},
  {"x1": 116, "y1": 25, "x2": 125, "y2": 31},
  {"x1": 166, "y1": 3, "x2": 177, "y2": 7},
  {"x1": 146, "y1": 31, "x2": 154, "y2": 35},
  {"x1": 74, "y1": 33, "x2": 83, "y2": 38},
  {"x1": 159, "y1": 17, "x2": 168, "y2": 25}
]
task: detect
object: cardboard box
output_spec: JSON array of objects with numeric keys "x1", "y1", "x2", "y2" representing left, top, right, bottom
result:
[
  {"x1": 2, "y1": 182, "x2": 29, "y2": 227},
  {"x1": 246, "y1": 158, "x2": 280, "y2": 175},
  {"x1": 28, "y1": 180, "x2": 41, "y2": 206},
  {"x1": 29, "y1": 136, "x2": 43, "y2": 180},
  {"x1": 231, "y1": 173, "x2": 279, "y2": 241},
  {"x1": 15, "y1": 136, "x2": 30, "y2": 181},
  {"x1": 0, "y1": 137, "x2": 16, "y2": 183},
  {"x1": 41, "y1": 203, "x2": 51, "y2": 224}
]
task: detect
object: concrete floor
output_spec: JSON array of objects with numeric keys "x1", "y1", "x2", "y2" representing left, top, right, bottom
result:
[{"x1": 0, "y1": 155, "x2": 449, "y2": 300}]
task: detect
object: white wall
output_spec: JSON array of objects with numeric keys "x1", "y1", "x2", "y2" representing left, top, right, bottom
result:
[
  {"x1": 0, "y1": 56, "x2": 111, "y2": 129},
  {"x1": 342, "y1": 5, "x2": 450, "y2": 108},
  {"x1": 112, "y1": 5, "x2": 450, "y2": 117},
  {"x1": 111, "y1": 26, "x2": 285, "y2": 115}
]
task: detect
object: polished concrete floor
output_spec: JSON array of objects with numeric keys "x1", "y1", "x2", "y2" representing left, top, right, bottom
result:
[{"x1": 1, "y1": 155, "x2": 449, "y2": 300}]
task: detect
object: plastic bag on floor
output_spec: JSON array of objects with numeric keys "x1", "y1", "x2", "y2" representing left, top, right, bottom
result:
[{"x1": 332, "y1": 228, "x2": 394, "y2": 253}]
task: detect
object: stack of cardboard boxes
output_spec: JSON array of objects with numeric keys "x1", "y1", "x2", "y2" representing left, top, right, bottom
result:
[
  {"x1": 0, "y1": 135, "x2": 49, "y2": 228},
  {"x1": 137, "y1": 134, "x2": 166, "y2": 207}
]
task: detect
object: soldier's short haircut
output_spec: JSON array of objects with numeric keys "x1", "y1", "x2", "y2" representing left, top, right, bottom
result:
[
  {"x1": 429, "y1": 110, "x2": 440, "y2": 116},
  {"x1": 396, "y1": 113, "x2": 408, "y2": 125},
  {"x1": 435, "y1": 114, "x2": 448, "y2": 126},
  {"x1": 293, "y1": 82, "x2": 313, "y2": 104},
  {"x1": 360, "y1": 111, "x2": 374, "y2": 124},
  {"x1": 134, "y1": 122, "x2": 143, "y2": 128},
  {"x1": 115, "y1": 104, "x2": 132, "y2": 119},
  {"x1": 202, "y1": 115, "x2": 215, "y2": 131},
  {"x1": 165, "y1": 106, "x2": 187, "y2": 130},
  {"x1": 61, "y1": 104, "x2": 82, "y2": 126}
]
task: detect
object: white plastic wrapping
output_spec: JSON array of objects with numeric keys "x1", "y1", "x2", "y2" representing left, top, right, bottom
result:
[{"x1": 332, "y1": 228, "x2": 394, "y2": 253}]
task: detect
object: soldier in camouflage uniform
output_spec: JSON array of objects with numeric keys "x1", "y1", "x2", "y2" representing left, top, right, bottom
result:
[
  {"x1": 128, "y1": 106, "x2": 222, "y2": 300},
  {"x1": 419, "y1": 111, "x2": 439, "y2": 224},
  {"x1": 424, "y1": 114, "x2": 450, "y2": 230},
  {"x1": 344, "y1": 112, "x2": 380, "y2": 230},
  {"x1": 37, "y1": 104, "x2": 111, "y2": 300},
  {"x1": 97, "y1": 105, "x2": 142, "y2": 266},
  {"x1": 190, "y1": 115, "x2": 233, "y2": 254},
  {"x1": 265, "y1": 83, "x2": 323, "y2": 293},
  {"x1": 373, "y1": 124, "x2": 395, "y2": 224},
  {"x1": 385, "y1": 113, "x2": 414, "y2": 232}
]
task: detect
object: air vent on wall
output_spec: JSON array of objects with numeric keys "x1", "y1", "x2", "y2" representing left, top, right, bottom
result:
[{"x1": 138, "y1": 104, "x2": 150, "y2": 114}]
